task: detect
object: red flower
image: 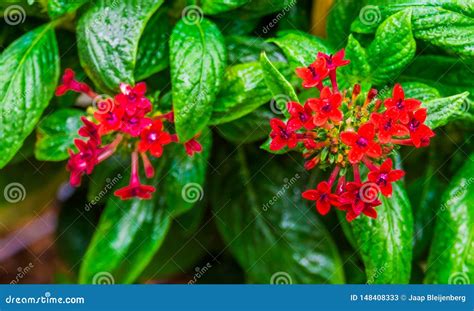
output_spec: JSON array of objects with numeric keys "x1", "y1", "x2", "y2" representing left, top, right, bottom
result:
[
  {"x1": 121, "y1": 111, "x2": 152, "y2": 137},
  {"x1": 295, "y1": 57, "x2": 329, "y2": 88},
  {"x1": 55, "y1": 69, "x2": 91, "y2": 96},
  {"x1": 66, "y1": 139, "x2": 100, "y2": 186},
  {"x1": 367, "y1": 158, "x2": 404, "y2": 197},
  {"x1": 407, "y1": 108, "x2": 435, "y2": 148},
  {"x1": 269, "y1": 118, "x2": 299, "y2": 151},
  {"x1": 138, "y1": 119, "x2": 172, "y2": 158},
  {"x1": 370, "y1": 109, "x2": 408, "y2": 143},
  {"x1": 287, "y1": 101, "x2": 315, "y2": 130},
  {"x1": 341, "y1": 123, "x2": 382, "y2": 163},
  {"x1": 339, "y1": 182, "x2": 381, "y2": 222},
  {"x1": 116, "y1": 82, "x2": 152, "y2": 116},
  {"x1": 78, "y1": 117, "x2": 101, "y2": 145},
  {"x1": 114, "y1": 152, "x2": 155, "y2": 200},
  {"x1": 307, "y1": 87, "x2": 343, "y2": 126},
  {"x1": 184, "y1": 137, "x2": 203, "y2": 156},
  {"x1": 94, "y1": 104, "x2": 124, "y2": 135},
  {"x1": 302, "y1": 181, "x2": 340, "y2": 215},
  {"x1": 384, "y1": 84, "x2": 421, "y2": 124},
  {"x1": 317, "y1": 49, "x2": 350, "y2": 71}
]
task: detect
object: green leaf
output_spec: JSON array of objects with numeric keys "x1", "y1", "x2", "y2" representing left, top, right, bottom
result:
[
  {"x1": 400, "y1": 82, "x2": 440, "y2": 102},
  {"x1": 401, "y1": 55, "x2": 474, "y2": 100},
  {"x1": 229, "y1": 0, "x2": 298, "y2": 18},
  {"x1": 260, "y1": 52, "x2": 298, "y2": 118},
  {"x1": 210, "y1": 62, "x2": 271, "y2": 125},
  {"x1": 35, "y1": 109, "x2": 84, "y2": 161},
  {"x1": 367, "y1": 9, "x2": 416, "y2": 85},
  {"x1": 216, "y1": 107, "x2": 273, "y2": 144},
  {"x1": 201, "y1": 0, "x2": 248, "y2": 15},
  {"x1": 135, "y1": 8, "x2": 170, "y2": 81},
  {"x1": 162, "y1": 127, "x2": 212, "y2": 217},
  {"x1": 226, "y1": 36, "x2": 285, "y2": 65},
  {"x1": 424, "y1": 92, "x2": 470, "y2": 129},
  {"x1": 79, "y1": 196, "x2": 171, "y2": 284},
  {"x1": 351, "y1": 0, "x2": 474, "y2": 57},
  {"x1": 339, "y1": 35, "x2": 370, "y2": 86},
  {"x1": 77, "y1": 0, "x2": 164, "y2": 91},
  {"x1": 0, "y1": 24, "x2": 59, "y2": 169},
  {"x1": 47, "y1": 0, "x2": 88, "y2": 19},
  {"x1": 349, "y1": 182, "x2": 413, "y2": 284},
  {"x1": 211, "y1": 148, "x2": 345, "y2": 284},
  {"x1": 267, "y1": 30, "x2": 331, "y2": 70},
  {"x1": 170, "y1": 18, "x2": 226, "y2": 141},
  {"x1": 425, "y1": 154, "x2": 474, "y2": 284},
  {"x1": 326, "y1": 0, "x2": 367, "y2": 48}
]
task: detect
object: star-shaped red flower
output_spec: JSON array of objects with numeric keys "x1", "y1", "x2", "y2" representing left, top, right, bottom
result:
[
  {"x1": 307, "y1": 87, "x2": 343, "y2": 126},
  {"x1": 302, "y1": 181, "x2": 340, "y2": 215},
  {"x1": 341, "y1": 123, "x2": 382, "y2": 163},
  {"x1": 269, "y1": 118, "x2": 299, "y2": 151},
  {"x1": 384, "y1": 84, "x2": 421, "y2": 124},
  {"x1": 370, "y1": 109, "x2": 408, "y2": 143},
  {"x1": 339, "y1": 182, "x2": 381, "y2": 222},
  {"x1": 407, "y1": 108, "x2": 435, "y2": 148},
  {"x1": 138, "y1": 119, "x2": 172, "y2": 158},
  {"x1": 295, "y1": 57, "x2": 329, "y2": 88},
  {"x1": 367, "y1": 158, "x2": 404, "y2": 196},
  {"x1": 287, "y1": 101, "x2": 315, "y2": 130}
]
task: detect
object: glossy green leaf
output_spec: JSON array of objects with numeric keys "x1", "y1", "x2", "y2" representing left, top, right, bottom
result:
[
  {"x1": 226, "y1": 36, "x2": 285, "y2": 64},
  {"x1": 326, "y1": 0, "x2": 367, "y2": 48},
  {"x1": 77, "y1": 0, "x2": 164, "y2": 91},
  {"x1": 211, "y1": 148, "x2": 345, "y2": 284},
  {"x1": 349, "y1": 182, "x2": 413, "y2": 284},
  {"x1": 210, "y1": 62, "x2": 271, "y2": 125},
  {"x1": 260, "y1": 52, "x2": 298, "y2": 118},
  {"x1": 230, "y1": 0, "x2": 297, "y2": 18},
  {"x1": 339, "y1": 35, "x2": 370, "y2": 86},
  {"x1": 162, "y1": 127, "x2": 212, "y2": 217},
  {"x1": 424, "y1": 92, "x2": 470, "y2": 129},
  {"x1": 170, "y1": 18, "x2": 226, "y2": 141},
  {"x1": 201, "y1": 0, "x2": 248, "y2": 15},
  {"x1": 79, "y1": 195, "x2": 171, "y2": 284},
  {"x1": 425, "y1": 154, "x2": 474, "y2": 284},
  {"x1": 400, "y1": 82, "x2": 440, "y2": 102},
  {"x1": 216, "y1": 107, "x2": 273, "y2": 144},
  {"x1": 267, "y1": 30, "x2": 331, "y2": 70},
  {"x1": 35, "y1": 109, "x2": 84, "y2": 161},
  {"x1": 0, "y1": 24, "x2": 59, "y2": 169},
  {"x1": 135, "y1": 8, "x2": 170, "y2": 80},
  {"x1": 401, "y1": 55, "x2": 474, "y2": 101},
  {"x1": 351, "y1": 0, "x2": 474, "y2": 57},
  {"x1": 367, "y1": 10, "x2": 416, "y2": 85},
  {"x1": 47, "y1": 0, "x2": 88, "y2": 18}
]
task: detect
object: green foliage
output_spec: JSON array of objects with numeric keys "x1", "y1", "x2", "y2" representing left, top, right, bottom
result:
[
  {"x1": 170, "y1": 18, "x2": 226, "y2": 141},
  {"x1": 35, "y1": 109, "x2": 84, "y2": 161},
  {"x1": 0, "y1": 24, "x2": 59, "y2": 169}
]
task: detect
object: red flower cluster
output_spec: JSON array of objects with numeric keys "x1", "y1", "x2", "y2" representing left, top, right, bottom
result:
[
  {"x1": 269, "y1": 49, "x2": 434, "y2": 221},
  {"x1": 56, "y1": 69, "x2": 202, "y2": 200}
]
